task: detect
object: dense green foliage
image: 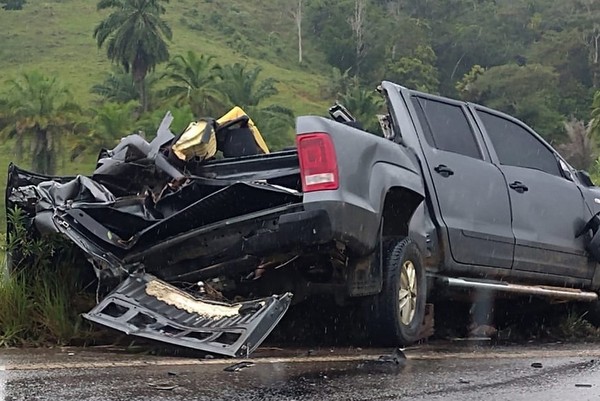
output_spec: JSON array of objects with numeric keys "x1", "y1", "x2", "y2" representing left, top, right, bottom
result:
[
  {"x1": 1, "y1": 0, "x2": 25, "y2": 10},
  {"x1": 2, "y1": 0, "x2": 600, "y2": 174},
  {"x1": 0, "y1": 208, "x2": 95, "y2": 346}
]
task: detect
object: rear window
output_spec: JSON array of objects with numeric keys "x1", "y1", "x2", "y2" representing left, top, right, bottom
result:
[{"x1": 411, "y1": 97, "x2": 482, "y2": 159}]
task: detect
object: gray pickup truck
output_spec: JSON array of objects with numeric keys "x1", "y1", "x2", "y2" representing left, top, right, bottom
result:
[{"x1": 7, "y1": 81, "x2": 600, "y2": 356}]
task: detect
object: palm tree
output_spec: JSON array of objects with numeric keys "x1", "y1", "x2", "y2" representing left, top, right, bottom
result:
[
  {"x1": 338, "y1": 86, "x2": 384, "y2": 134},
  {"x1": 250, "y1": 105, "x2": 296, "y2": 150},
  {"x1": 219, "y1": 63, "x2": 279, "y2": 108},
  {"x1": 93, "y1": 0, "x2": 172, "y2": 112},
  {"x1": 0, "y1": 72, "x2": 80, "y2": 174},
  {"x1": 161, "y1": 51, "x2": 224, "y2": 117},
  {"x1": 321, "y1": 67, "x2": 355, "y2": 99},
  {"x1": 218, "y1": 63, "x2": 296, "y2": 149},
  {"x1": 72, "y1": 101, "x2": 137, "y2": 159},
  {"x1": 91, "y1": 67, "x2": 158, "y2": 109},
  {"x1": 557, "y1": 118, "x2": 595, "y2": 171}
]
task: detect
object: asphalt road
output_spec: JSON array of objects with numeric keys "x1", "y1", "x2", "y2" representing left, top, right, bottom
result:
[{"x1": 0, "y1": 342, "x2": 599, "y2": 401}]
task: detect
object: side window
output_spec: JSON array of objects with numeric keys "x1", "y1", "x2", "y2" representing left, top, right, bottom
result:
[
  {"x1": 411, "y1": 97, "x2": 482, "y2": 159},
  {"x1": 477, "y1": 111, "x2": 561, "y2": 176}
]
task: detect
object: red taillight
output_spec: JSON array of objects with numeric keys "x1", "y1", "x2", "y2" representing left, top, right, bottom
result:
[{"x1": 296, "y1": 132, "x2": 339, "y2": 192}]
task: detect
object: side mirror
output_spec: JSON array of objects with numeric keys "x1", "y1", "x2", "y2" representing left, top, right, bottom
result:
[{"x1": 576, "y1": 170, "x2": 595, "y2": 187}]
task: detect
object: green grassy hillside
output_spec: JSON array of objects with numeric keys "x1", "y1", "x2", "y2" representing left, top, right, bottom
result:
[
  {"x1": 0, "y1": 0, "x2": 328, "y2": 114},
  {"x1": 0, "y1": 0, "x2": 333, "y2": 227}
]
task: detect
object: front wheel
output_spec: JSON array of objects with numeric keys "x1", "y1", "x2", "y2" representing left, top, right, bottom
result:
[{"x1": 369, "y1": 237, "x2": 427, "y2": 346}]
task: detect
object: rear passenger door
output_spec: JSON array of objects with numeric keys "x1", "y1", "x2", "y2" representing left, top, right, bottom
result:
[
  {"x1": 410, "y1": 95, "x2": 514, "y2": 269},
  {"x1": 473, "y1": 108, "x2": 594, "y2": 279}
]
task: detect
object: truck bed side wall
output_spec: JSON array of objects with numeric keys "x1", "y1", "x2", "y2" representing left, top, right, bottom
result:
[{"x1": 296, "y1": 116, "x2": 425, "y2": 255}]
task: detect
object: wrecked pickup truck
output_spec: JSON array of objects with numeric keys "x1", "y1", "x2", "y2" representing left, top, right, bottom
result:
[{"x1": 7, "y1": 81, "x2": 600, "y2": 357}]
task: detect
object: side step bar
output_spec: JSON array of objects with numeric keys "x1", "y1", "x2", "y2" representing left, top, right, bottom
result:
[{"x1": 436, "y1": 276, "x2": 598, "y2": 302}]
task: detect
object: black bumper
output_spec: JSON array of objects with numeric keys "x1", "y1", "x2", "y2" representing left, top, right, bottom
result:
[{"x1": 243, "y1": 209, "x2": 334, "y2": 255}]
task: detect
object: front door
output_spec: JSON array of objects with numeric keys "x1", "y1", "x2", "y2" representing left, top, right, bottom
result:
[
  {"x1": 409, "y1": 96, "x2": 514, "y2": 268},
  {"x1": 474, "y1": 109, "x2": 594, "y2": 279}
]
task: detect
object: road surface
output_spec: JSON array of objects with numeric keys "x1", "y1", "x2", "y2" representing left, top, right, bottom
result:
[{"x1": 0, "y1": 342, "x2": 599, "y2": 400}]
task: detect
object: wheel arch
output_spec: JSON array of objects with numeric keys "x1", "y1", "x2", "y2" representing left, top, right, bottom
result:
[{"x1": 381, "y1": 186, "x2": 424, "y2": 238}]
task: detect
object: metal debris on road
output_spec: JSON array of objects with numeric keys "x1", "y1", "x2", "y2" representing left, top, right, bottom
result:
[
  {"x1": 531, "y1": 362, "x2": 543, "y2": 368},
  {"x1": 224, "y1": 361, "x2": 255, "y2": 372},
  {"x1": 378, "y1": 348, "x2": 407, "y2": 365}
]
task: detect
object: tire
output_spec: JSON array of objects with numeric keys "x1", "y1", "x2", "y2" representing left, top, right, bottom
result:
[{"x1": 368, "y1": 237, "x2": 427, "y2": 346}]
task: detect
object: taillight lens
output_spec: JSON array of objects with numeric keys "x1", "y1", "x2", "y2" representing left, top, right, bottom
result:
[{"x1": 296, "y1": 132, "x2": 339, "y2": 192}]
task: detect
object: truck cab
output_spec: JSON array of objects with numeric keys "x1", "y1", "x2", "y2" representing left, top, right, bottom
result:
[{"x1": 384, "y1": 81, "x2": 600, "y2": 289}]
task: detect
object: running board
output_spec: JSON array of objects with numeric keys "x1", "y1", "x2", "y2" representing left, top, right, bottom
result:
[
  {"x1": 84, "y1": 274, "x2": 293, "y2": 357},
  {"x1": 437, "y1": 276, "x2": 598, "y2": 302}
]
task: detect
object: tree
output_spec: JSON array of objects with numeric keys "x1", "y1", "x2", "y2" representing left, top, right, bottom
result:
[
  {"x1": 384, "y1": 45, "x2": 439, "y2": 92},
  {"x1": 348, "y1": 0, "x2": 367, "y2": 76},
  {"x1": 161, "y1": 51, "x2": 224, "y2": 117},
  {"x1": 219, "y1": 63, "x2": 294, "y2": 148},
  {"x1": 0, "y1": 72, "x2": 80, "y2": 174},
  {"x1": 591, "y1": 90, "x2": 600, "y2": 140},
  {"x1": 557, "y1": 118, "x2": 595, "y2": 170},
  {"x1": 338, "y1": 86, "x2": 384, "y2": 134},
  {"x1": 291, "y1": 0, "x2": 303, "y2": 64},
  {"x1": 321, "y1": 67, "x2": 356, "y2": 99},
  {"x1": 458, "y1": 64, "x2": 565, "y2": 140},
  {"x1": 93, "y1": 0, "x2": 172, "y2": 112},
  {"x1": 72, "y1": 101, "x2": 137, "y2": 159},
  {"x1": 1, "y1": 0, "x2": 25, "y2": 10},
  {"x1": 219, "y1": 63, "x2": 278, "y2": 108},
  {"x1": 91, "y1": 66, "x2": 158, "y2": 109}
]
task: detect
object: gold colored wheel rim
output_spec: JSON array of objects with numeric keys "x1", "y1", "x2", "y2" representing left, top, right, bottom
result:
[{"x1": 399, "y1": 260, "x2": 418, "y2": 325}]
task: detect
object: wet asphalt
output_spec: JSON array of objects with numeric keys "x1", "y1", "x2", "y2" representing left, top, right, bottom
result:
[{"x1": 0, "y1": 343, "x2": 599, "y2": 400}]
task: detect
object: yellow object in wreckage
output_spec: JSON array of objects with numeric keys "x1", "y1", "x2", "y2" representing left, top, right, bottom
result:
[
  {"x1": 171, "y1": 119, "x2": 217, "y2": 162},
  {"x1": 216, "y1": 106, "x2": 270, "y2": 155},
  {"x1": 171, "y1": 106, "x2": 270, "y2": 162}
]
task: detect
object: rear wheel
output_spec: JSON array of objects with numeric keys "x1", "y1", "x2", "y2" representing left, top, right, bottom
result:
[{"x1": 369, "y1": 238, "x2": 427, "y2": 346}]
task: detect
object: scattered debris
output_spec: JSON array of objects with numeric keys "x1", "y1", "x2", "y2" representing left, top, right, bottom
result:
[
  {"x1": 224, "y1": 361, "x2": 255, "y2": 372},
  {"x1": 458, "y1": 378, "x2": 470, "y2": 384},
  {"x1": 468, "y1": 324, "x2": 498, "y2": 338},
  {"x1": 378, "y1": 348, "x2": 407, "y2": 365},
  {"x1": 531, "y1": 362, "x2": 543, "y2": 368},
  {"x1": 417, "y1": 303, "x2": 435, "y2": 340},
  {"x1": 148, "y1": 383, "x2": 178, "y2": 391},
  {"x1": 83, "y1": 274, "x2": 292, "y2": 357}
]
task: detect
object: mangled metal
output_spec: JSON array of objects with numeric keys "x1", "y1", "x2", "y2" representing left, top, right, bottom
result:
[
  {"x1": 6, "y1": 111, "x2": 301, "y2": 357},
  {"x1": 85, "y1": 274, "x2": 292, "y2": 358}
]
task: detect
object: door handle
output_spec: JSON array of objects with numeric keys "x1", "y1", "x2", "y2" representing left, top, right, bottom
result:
[
  {"x1": 434, "y1": 164, "x2": 454, "y2": 178},
  {"x1": 509, "y1": 181, "x2": 528, "y2": 193}
]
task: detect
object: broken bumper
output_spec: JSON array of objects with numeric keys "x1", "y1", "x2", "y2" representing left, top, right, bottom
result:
[{"x1": 85, "y1": 274, "x2": 293, "y2": 357}]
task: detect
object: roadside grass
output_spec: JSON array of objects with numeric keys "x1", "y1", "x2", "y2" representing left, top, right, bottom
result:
[
  {"x1": 0, "y1": 267, "x2": 33, "y2": 346},
  {"x1": 554, "y1": 309, "x2": 600, "y2": 341},
  {"x1": 493, "y1": 302, "x2": 600, "y2": 343},
  {"x1": 0, "y1": 210, "x2": 97, "y2": 347}
]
